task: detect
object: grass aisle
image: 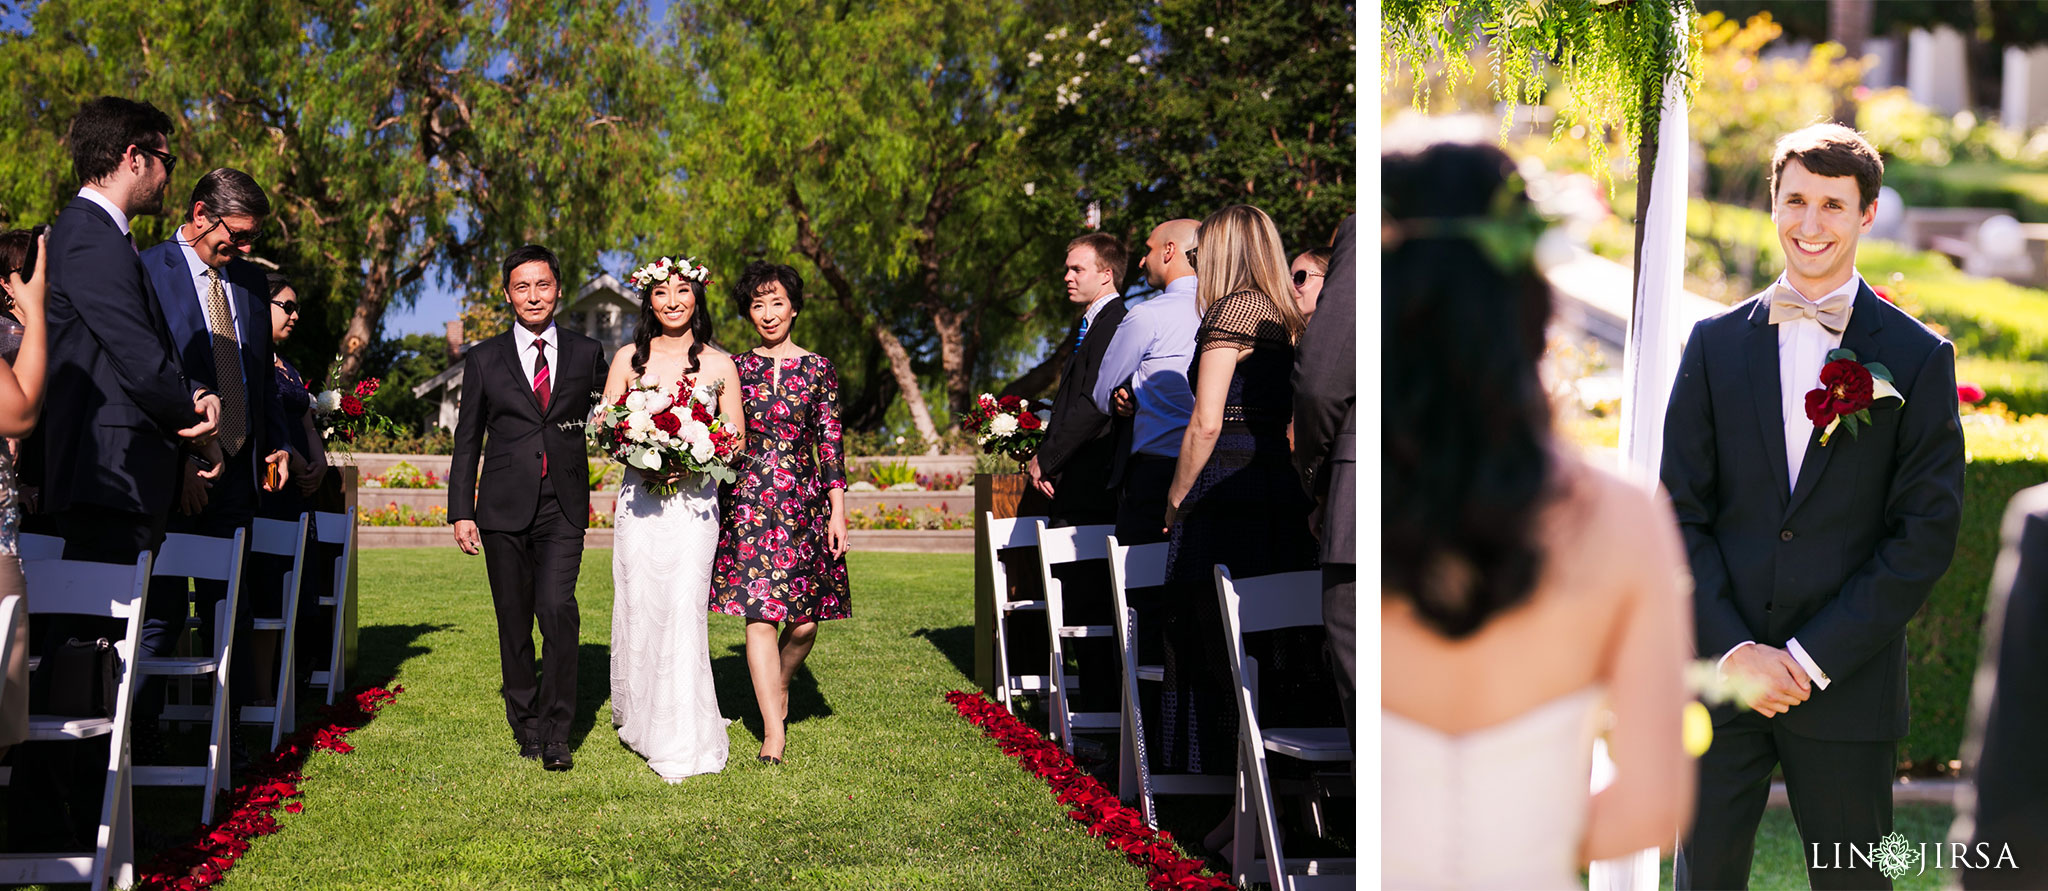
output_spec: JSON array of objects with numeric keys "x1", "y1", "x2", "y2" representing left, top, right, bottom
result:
[{"x1": 224, "y1": 549, "x2": 1152, "y2": 889}]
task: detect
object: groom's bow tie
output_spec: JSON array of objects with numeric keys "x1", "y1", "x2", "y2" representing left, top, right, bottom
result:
[{"x1": 1767, "y1": 284, "x2": 1851, "y2": 334}]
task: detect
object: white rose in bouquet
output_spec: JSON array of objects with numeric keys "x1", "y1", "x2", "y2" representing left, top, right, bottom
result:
[
  {"x1": 989, "y1": 413, "x2": 1019, "y2": 437},
  {"x1": 689, "y1": 435, "x2": 715, "y2": 464},
  {"x1": 645, "y1": 391, "x2": 673, "y2": 414},
  {"x1": 315, "y1": 390, "x2": 342, "y2": 413},
  {"x1": 678, "y1": 419, "x2": 710, "y2": 447},
  {"x1": 640, "y1": 374, "x2": 660, "y2": 389},
  {"x1": 626, "y1": 411, "x2": 655, "y2": 437}
]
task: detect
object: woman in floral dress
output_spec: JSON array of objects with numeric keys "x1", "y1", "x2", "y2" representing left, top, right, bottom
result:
[{"x1": 711, "y1": 261, "x2": 850, "y2": 764}]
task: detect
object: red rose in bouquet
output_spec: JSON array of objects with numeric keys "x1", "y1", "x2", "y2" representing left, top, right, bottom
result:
[
  {"x1": 340, "y1": 394, "x2": 365, "y2": 418},
  {"x1": 1804, "y1": 349, "x2": 1902, "y2": 445}
]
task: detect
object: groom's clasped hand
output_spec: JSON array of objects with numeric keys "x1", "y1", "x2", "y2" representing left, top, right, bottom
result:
[{"x1": 1719, "y1": 643, "x2": 1812, "y2": 717}]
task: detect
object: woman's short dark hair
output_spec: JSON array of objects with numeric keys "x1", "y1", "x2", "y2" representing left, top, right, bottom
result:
[
  {"x1": 0, "y1": 230, "x2": 32, "y2": 280},
  {"x1": 1382, "y1": 140, "x2": 1556, "y2": 640},
  {"x1": 731, "y1": 261, "x2": 805, "y2": 315},
  {"x1": 264, "y1": 270, "x2": 293, "y2": 299},
  {"x1": 67, "y1": 96, "x2": 174, "y2": 186},
  {"x1": 500, "y1": 244, "x2": 561, "y2": 293}
]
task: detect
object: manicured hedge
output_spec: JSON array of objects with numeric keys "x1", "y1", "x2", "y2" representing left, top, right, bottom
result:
[{"x1": 1886, "y1": 161, "x2": 2048, "y2": 226}]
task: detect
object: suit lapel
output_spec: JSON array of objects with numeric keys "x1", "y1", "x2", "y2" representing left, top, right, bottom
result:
[
  {"x1": 158, "y1": 248, "x2": 203, "y2": 361},
  {"x1": 1741, "y1": 296, "x2": 1791, "y2": 507},
  {"x1": 502, "y1": 334, "x2": 542, "y2": 416},
  {"x1": 1786, "y1": 283, "x2": 1889, "y2": 518}
]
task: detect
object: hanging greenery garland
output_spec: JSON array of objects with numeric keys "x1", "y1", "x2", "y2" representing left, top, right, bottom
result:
[{"x1": 1384, "y1": 0, "x2": 1700, "y2": 187}]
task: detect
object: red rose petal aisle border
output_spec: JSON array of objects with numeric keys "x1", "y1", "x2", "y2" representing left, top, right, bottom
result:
[
  {"x1": 944, "y1": 690, "x2": 1232, "y2": 891},
  {"x1": 137, "y1": 682, "x2": 405, "y2": 891}
]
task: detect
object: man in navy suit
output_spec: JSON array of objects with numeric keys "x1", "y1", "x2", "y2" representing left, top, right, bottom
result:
[
  {"x1": 1664, "y1": 124, "x2": 1966, "y2": 889},
  {"x1": 11, "y1": 95, "x2": 222, "y2": 853},
  {"x1": 137, "y1": 166, "x2": 292, "y2": 757}
]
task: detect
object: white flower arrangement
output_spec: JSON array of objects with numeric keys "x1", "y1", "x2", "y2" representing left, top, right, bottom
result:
[{"x1": 627, "y1": 255, "x2": 711, "y2": 290}]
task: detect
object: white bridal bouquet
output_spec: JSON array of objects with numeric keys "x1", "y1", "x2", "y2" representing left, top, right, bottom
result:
[{"x1": 587, "y1": 374, "x2": 741, "y2": 495}]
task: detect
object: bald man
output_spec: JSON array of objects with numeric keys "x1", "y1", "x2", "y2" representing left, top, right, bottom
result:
[{"x1": 1093, "y1": 218, "x2": 1200, "y2": 547}]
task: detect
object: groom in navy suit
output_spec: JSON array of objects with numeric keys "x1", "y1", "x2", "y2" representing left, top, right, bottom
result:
[{"x1": 1663, "y1": 125, "x2": 1965, "y2": 889}]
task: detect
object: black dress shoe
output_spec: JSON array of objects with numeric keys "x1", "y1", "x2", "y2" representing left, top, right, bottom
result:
[
  {"x1": 518, "y1": 738, "x2": 543, "y2": 761},
  {"x1": 542, "y1": 742, "x2": 573, "y2": 771}
]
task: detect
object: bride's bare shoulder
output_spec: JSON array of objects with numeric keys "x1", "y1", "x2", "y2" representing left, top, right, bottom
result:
[{"x1": 1548, "y1": 453, "x2": 1683, "y2": 580}]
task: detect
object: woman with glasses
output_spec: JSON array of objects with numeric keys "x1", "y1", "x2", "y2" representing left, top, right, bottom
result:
[
  {"x1": 247, "y1": 271, "x2": 328, "y2": 705},
  {"x1": 1289, "y1": 247, "x2": 1331, "y2": 321},
  {"x1": 0, "y1": 229, "x2": 50, "y2": 758}
]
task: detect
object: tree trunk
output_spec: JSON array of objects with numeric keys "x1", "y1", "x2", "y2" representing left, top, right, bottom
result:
[
  {"x1": 1829, "y1": 0, "x2": 1872, "y2": 124},
  {"x1": 870, "y1": 320, "x2": 941, "y2": 453},
  {"x1": 932, "y1": 305, "x2": 972, "y2": 418},
  {"x1": 1630, "y1": 76, "x2": 1662, "y2": 296}
]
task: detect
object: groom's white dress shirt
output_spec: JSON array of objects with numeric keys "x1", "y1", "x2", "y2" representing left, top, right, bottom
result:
[
  {"x1": 1717, "y1": 272, "x2": 1863, "y2": 693},
  {"x1": 513, "y1": 322, "x2": 559, "y2": 398}
]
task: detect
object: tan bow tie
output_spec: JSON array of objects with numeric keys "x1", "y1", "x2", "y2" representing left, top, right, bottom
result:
[{"x1": 1766, "y1": 284, "x2": 1851, "y2": 334}]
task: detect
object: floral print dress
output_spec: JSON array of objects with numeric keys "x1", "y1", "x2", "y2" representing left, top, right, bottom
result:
[{"x1": 711, "y1": 351, "x2": 851, "y2": 622}]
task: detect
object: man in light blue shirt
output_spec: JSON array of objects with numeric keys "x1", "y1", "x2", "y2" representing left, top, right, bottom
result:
[{"x1": 1093, "y1": 218, "x2": 1199, "y2": 546}]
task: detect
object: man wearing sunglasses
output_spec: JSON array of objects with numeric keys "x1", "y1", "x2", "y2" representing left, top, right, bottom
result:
[
  {"x1": 14, "y1": 94, "x2": 222, "y2": 854},
  {"x1": 138, "y1": 167, "x2": 293, "y2": 770}
]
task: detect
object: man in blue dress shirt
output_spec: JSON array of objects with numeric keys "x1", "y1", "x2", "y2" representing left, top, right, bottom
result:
[{"x1": 1093, "y1": 218, "x2": 1199, "y2": 547}]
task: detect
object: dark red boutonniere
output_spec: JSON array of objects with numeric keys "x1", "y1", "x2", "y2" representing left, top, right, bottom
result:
[{"x1": 1803, "y1": 348, "x2": 1904, "y2": 445}]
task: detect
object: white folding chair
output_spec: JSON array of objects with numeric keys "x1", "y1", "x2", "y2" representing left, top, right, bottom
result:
[
  {"x1": 239, "y1": 515, "x2": 310, "y2": 749},
  {"x1": 982, "y1": 512, "x2": 1050, "y2": 711},
  {"x1": 136, "y1": 530, "x2": 247, "y2": 825},
  {"x1": 1216, "y1": 566, "x2": 1354, "y2": 891},
  {"x1": 306, "y1": 508, "x2": 357, "y2": 705},
  {"x1": 16, "y1": 532, "x2": 64, "y2": 562},
  {"x1": 1108, "y1": 538, "x2": 1230, "y2": 827},
  {"x1": 0, "y1": 554, "x2": 152, "y2": 890},
  {"x1": 1032, "y1": 521, "x2": 1119, "y2": 752}
]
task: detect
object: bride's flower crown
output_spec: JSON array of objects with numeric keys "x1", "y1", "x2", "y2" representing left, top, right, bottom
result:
[{"x1": 628, "y1": 256, "x2": 711, "y2": 289}]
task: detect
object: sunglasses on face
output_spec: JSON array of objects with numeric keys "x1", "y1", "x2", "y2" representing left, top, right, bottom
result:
[
  {"x1": 135, "y1": 145, "x2": 177, "y2": 176},
  {"x1": 271, "y1": 300, "x2": 299, "y2": 315},
  {"x1": 1293, "y1": 269, "x2": 1324, "y2": 287},
  {"x1": 203, "y1": 214, "x2": 262, "y2": 246}
]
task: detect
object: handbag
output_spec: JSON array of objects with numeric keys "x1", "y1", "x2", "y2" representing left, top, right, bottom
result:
[{"x1": 31, "y1": 636, "x2": 117, "y2": 718}]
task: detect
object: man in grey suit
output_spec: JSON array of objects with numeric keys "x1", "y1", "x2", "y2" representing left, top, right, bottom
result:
[{"x1": 1292, "y1": 215, "x2": 1355, "y2": 737}]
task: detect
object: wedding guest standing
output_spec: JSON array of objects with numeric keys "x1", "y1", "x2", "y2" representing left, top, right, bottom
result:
[
  {"x1": 1288, "y1": 247, "x2": 1331, "y2": 321},
  {"x1": 1026, "y1": 233, "x2": 1130, "y2": 528},
  {"x1": 139, "y1": 167, "x2": 292, "y2": 760},
  {"x1": 0, "y1": 231, "x2": 50, "y2": 760},
  {"x1": 1384, "y1": 139, "x2": 1694, "y2": 888},
  {"x1": 711, "y1": 261, "x2": 850, "y2": 766},
  {"x1": 1292, "y1": 218, "x2": 1354, "y2": 740},
  {"x1": 255, "y1": 271, "x2": 328, "y2": 704},
  {"x1": 1154, "y1": 205, "x2": 1324, "y2": 858},
  {"x1": 1093, "y1": 219, "x2": 1200, "y2": 547},
  {"x1": 1954, "y1": 484, "x2": 2048, "y2": 889}
]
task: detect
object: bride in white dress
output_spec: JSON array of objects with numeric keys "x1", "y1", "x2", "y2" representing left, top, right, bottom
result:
[
  {"x1": 1381, "y1": 140, "x2": 1695, "y2": 888},
  {"x1": 601, "y1": 260, "x2": 742, "y2": 782}
]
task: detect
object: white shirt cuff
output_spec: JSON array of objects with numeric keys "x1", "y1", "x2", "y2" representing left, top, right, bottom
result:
[
  {"x1": 1715, "y1": 641, "x2": 1755, "y2": 675},
  {"x1": 1786, "y1": 637, "x2": 1831, "y2": 690}
]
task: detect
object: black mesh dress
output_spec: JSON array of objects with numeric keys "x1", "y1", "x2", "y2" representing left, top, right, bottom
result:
[{"x1": 1156, "y1": 290, "x2": 1324, "y2": 775}]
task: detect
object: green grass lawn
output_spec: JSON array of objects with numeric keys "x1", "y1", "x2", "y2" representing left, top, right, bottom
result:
[
  {"x1": 206, "y1": 548, "x2": 1159, "y2": 889},
  {"x1": 1653, "y1": 804, "x2": 1957, "y2": 890}
]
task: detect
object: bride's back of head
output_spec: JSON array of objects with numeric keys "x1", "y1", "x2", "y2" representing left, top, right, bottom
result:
[{"x1": 1382, "y1": 139, "x2": 1558, "y2": 640}]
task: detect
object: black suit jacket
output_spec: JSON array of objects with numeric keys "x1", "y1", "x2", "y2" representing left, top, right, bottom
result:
[
  {"x1": 1293, "y1": 215, "x2": 1355, "y2": 565},
  {"x1": 1955, "y1": 484, "x2": 2048, "y2": 889},
  {"x1": 1037, "y1": 297, "x2": 1130, "y2": 523},
  {"x1": 35, "y1": 196, "x2": 203, "y2": 517},
  {"x1": 139, "y1": 241, "x2": 289, "y2": 479},
  {"x1": 448, "y1": 329, "x2": 609, "y2": 532},
  {"x1": 1660, "y1": 283, "x2": 1964, "y2": 741}
]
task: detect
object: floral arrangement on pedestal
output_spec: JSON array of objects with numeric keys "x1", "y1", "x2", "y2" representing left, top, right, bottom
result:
[
  {"x1": 587, "y1": 373, "x2": 742, "y2": 494},
  {"x1": 962, "y1": 393, "x2": 1049, "y2": 461}
]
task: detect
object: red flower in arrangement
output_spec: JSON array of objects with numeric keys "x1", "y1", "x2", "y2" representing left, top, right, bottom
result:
[
  {"x1": 135, "y1": 683, "x2": 403, "y2": 891},
  {"x1": 942, "y1": 690, "x2": 1233, "y2": 891},
  {"x1": 998, "y1": 394, "x2": 1025, "y2": 412},
  {"x1": 339, "y1": 394, "x2": 365, "y2": 418},
  {"x1": 1959, "y1": 383, "x2": 1987, "y2": 404},
  {"x1": 652, "y1": 411, "x2": 681, "y2": 435},
  {"x1": 1018, "y1": 412, "x2": 1042, "y2": 431},
  {"x1": 353, "y1": 377, "x2": 381, "y2": 398}
]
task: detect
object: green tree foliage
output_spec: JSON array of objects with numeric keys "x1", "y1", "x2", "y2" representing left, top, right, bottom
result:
[
  {"x1": 1019, "y1": 0, "x2": 1356, "y2": 255},
  {"x1": 0, "y1": 0, "x2": 672, "y2": 385}
]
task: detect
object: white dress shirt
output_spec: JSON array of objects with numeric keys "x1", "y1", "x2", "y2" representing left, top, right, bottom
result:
[
  {"x1": 513, "y1": 323, "x2": 559, "y2": 397},
  {"x1": 1721, "y1": 272, "x2": 1862, "y2": 692},
  {"x1": 78, "y1": 186, "x2": 130, "y2": 236}
]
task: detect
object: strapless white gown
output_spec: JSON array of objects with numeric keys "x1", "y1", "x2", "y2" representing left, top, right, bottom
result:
[
  {"x1": 1382, "y1": 687, "x2": 1605, "y2": 890},
  {"x1": 610, "y1": 476, "x2": 731, "y2": 781}
]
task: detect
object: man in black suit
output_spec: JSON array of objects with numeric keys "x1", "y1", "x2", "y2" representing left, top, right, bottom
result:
[
  {"x1": 39, "y1": 96, "x2": 222, "y2": 561},
  {"x1": 11, "y1": 95, "x2": 221, "y2": 853},
  {"x1": 137, "y1": 166, "x2": 293, "y2": 760},
  {"x1": 449, "y1": 245, "x2": 608, "y2": 772},
  {"x1": 1293, "y1": 215, "x2": 1354, "y2": 741},
  {"x1": 1026, "y1": 232, "x2": 1130, "y2": 528},
  {"x1": 1952, "y1": 484, "x2": 2048, "y2": 889},
  {"x1": 1663, "y1": 124, "x2": 1965, "y2": 889}
]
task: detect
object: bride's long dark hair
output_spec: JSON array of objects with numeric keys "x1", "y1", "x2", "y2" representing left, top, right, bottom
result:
[
  {"x1": 630, "y1": 272, "x2": 713, "y2": 377},
  {"x1": 1382, "y1": 141, "x2": 1556, "y2": 640}
]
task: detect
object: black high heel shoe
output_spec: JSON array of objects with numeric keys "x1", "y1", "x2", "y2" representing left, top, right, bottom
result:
[{"x1": 756, "y1": 754, "x2": 783, "y2": 765}]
